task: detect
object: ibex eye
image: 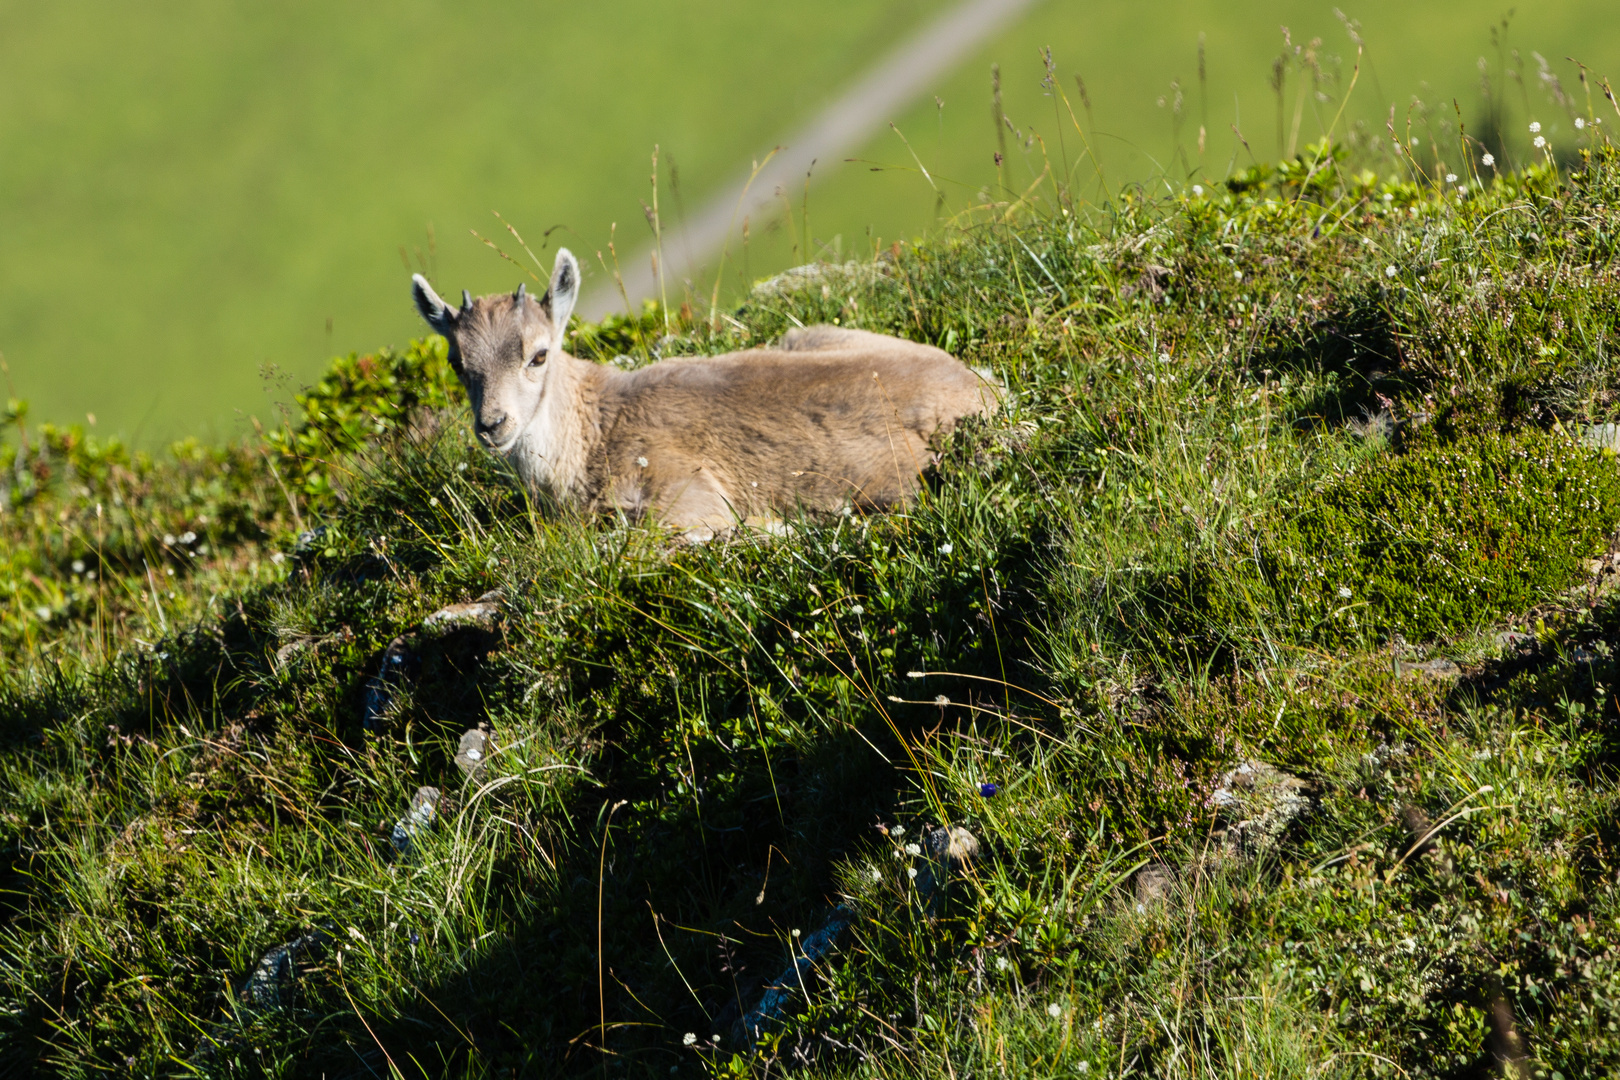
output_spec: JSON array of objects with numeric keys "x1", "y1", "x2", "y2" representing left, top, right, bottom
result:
[{"x1": 528, "y1": 347, "x2": 548, "y2": 367}]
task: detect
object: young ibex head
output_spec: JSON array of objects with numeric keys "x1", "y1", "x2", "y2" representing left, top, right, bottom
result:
[{"x1": 411, "y1": 248, "x2": 580, "y2": 452}]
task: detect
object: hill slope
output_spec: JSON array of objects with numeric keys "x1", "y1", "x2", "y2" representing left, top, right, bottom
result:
[{"x1": 5, "y1": 141, "x2": 1620, "y2": 1077}]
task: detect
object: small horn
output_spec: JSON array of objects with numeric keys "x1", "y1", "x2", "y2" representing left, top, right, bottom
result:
[
  {"x1": 461, "y1": 289, "x2": 474, "y2": 312},
  {"x1": 514, "y1": 282, "x2": 527, "y2": 303}
]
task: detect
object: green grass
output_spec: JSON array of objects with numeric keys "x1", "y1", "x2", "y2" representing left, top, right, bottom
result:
[{"x1": 7, "y1": 131, "x2": 1620, "y2": 1077}]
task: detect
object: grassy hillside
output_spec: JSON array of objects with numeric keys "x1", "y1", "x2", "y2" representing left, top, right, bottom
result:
[{"x1": 6, "y1": 129, "x2": 1620, "y2": 1077}]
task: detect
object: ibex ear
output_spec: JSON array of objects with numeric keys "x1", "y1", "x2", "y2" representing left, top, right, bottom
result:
[
  {"x1": 547, "y1": 248, "x2": 580, "y2": 345},
  {"x1": 411, "y1": 274, "x2": 457, "y2": 334}
]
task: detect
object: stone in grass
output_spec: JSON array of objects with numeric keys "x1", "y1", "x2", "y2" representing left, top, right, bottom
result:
[
  {"x1": 363, "y1": 636, "x2": 417, "y2": 731},
  {"x1": 1133, "y1": 863, "x2": 1175, "y2": 911},
  {"x1": 193, "y1": 928, "x2": 330, "y2": 1062},
  {"x1": 420, "y1": 590, "x2": 504, "y2": 636},
  {"x1": 1208, "y1": 760, "x2": 1311, "y2": 860},
  {"x1": 455, "y1": 727, "x2": 495, "y2": 781},
  {"x1": 236, "y1": 929, "x2": 329, "y2": 1010},
  {"x1": 734, "y1": 906, "x2": 853, "y2": 1046},
  {"x1": 391, "y1": 786, "x2": 440, "y2": 856},
  {"x1": 1582, "y1": 423, "x2": 1620, "y2": 453},
  {"x1": 917, "y1": 825, "x2": 980, "y2": 913},
  {"x1": 1396, "y1": 657, "x2": 1462, "y2": 680}
]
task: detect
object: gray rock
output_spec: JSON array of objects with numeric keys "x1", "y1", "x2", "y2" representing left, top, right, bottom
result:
[
  {"x1": 917, "y1": 824, "x2": 980, "y2": 911},
  {"x1": 1494, "y1": 631, "x2": 1535, "y2": 652},
  {"x1": 363, "y1": 636, "x2": 416, "y2": 731},
  {"x1": 1582, "y1": 423, "x2": 1620, "y2": 452},
  {"x1": 923, "y1": 824, "x2": 980, "y2": 868},
  {"x1": 1396, "y1": 657, "x2": 1461, "y2": 680},
  {"x1": 391, "y1": 786, "x2": 440, "y2": 856},
  {"x1": 236, "y1": 929, "x2": 328, "y2": 1010},
  {"x1": 1134, "y1": 863, "x2": 1175, "y2": 910},
  {"x1": 735, "y1": 906, "x2": 853, "y2": 1045},
  {"x1": 455, "y1": 727, "x2": 494, "y2": 780},
  {"x1": 1208, "y1": 760, "x2": 1311, "y2": 859}
]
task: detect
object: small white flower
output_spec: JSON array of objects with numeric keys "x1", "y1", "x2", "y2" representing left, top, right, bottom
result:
[
  {"x1": 72, "y1": 559, "x2": 85, "y2": 574},
  {"x1": 636, "y1": 456, "x2": 649, "y2": 468},
  {"x1": 1382, "y1": 192, "x2": 1394, "y2": 203},
  {"x1": 1445, "y1": 173, "x2": 1458, "y2": 184},
  {"x1": 1576, "y1": 117, "x2": 1587, "y2": 130},
  {"x1": 1337, "y1": 585, "x2": 1352, "y2": 599},
  {"x1": 939, "y1": 542, "x2": 953, "y2": 554},
  {"x1": 458, "y1": 462, "x2": 468, "y2": 471},
  {"x1": 1534, "y1": 135, "x2": 1547, "y2": 149},
  {"x1": 163, "y1": 534, "x2": 176, "y2": 546},
  {"x1": 1158, "y1": 352, "x2": 1171, "y2": 364},
  {"x1": 179, "y1": 531, "x2": 196, "y2": 544},
  {"x1": 1233, "y1": 269, "x2": 1243, "y2": 281},
  {"x1": 792, "y1": 928, "x2": 801, "y2": 938},
  {"x1": 683, "y1": 1033, "x2": 697, "y2": 1046},
  {"x1": 429, "y1": 496, "x2": 439, "y2": 506},
  {"x1": 1385, "y1": 265, "x2": 1398, "y2": 278},
  {"x1": 849, "y1": 604, "x2": 864, "y2": 616},
  {"x1": 996, "y1": 956, "x2": 1011, "y2": 971},
  {"x1": 34, "y1": 606, "x2": 50, "y2": 621},
  {"x1": 1048, "y1": 1002, "x2": 1063, "y2": 1018},
  {"x1": 905, "y1": 843, "x2": 921, "y2": 856},
  {"x1": 711, "y1": 1035, "x2": 720, "y2": 1043},
  {"x1": 1529, "y1": 121, "x2": 1541, "y2": 134},
  {"x1": 892, "y1": 825, "x2": 904, "y2": 837},
  {"x1": 1192, "y1": 184, "x2": 1204, "y2": 196},
  {"x1": 870, "y1": 868, "x2": 882, "y2": 881},
  {"x1": 1482, "y1": 152, "x2": 1496, "y2": 167},
  {"x1": 1078, "y1": 1063, "x2": 1090, "y2": 1074},
  {"x1": 907, "y1": 867, "x2": 918, "y2": 879}
]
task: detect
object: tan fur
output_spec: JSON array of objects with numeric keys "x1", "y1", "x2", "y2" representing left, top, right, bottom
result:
[{"x1": 413, "y1": 251, "x2": 997, "y2": 540}]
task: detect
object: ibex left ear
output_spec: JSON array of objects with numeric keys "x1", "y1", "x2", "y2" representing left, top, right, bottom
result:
[
  {"x1": 411, "y1": 274, "x2": 457, "y2": 334},
  {"x1": 546, "y1": 248, "x2": 580, "y2": 345}
]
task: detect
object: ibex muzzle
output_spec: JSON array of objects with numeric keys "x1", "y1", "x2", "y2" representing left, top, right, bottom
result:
[{"x1": 413, "y1": 248, "x2": 997, "y2": 540}]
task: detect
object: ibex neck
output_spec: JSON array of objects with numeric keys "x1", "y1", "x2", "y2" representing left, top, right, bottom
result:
[{"x1": 510, "y1": 351, "x2": 616, "y2": 504}]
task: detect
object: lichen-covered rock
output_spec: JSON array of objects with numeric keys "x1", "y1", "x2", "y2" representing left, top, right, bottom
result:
[
  {"x1": 391, "y1": 786, "x2": 440, "y2": 856},
  {"x1": 455, "y1": 727, "x2": 494, "y2": 781},
  {"x1": 1208, "y1": 760, "x2": 1311, "y2": 859}
]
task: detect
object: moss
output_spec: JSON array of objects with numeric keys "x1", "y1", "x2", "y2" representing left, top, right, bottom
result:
[
  {"x1": 1273, "y1": 428, "x2": 1620, "y2": 644},
  {"x1": 1148, "y1": 428, "x2": 1620, "y2": 655}
]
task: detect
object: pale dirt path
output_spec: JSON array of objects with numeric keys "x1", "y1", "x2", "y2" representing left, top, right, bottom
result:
[{"x1": 581, "y1": 0, "x2": 1041, "y2": 318}]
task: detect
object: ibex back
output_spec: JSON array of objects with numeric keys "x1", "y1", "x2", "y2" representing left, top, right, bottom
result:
[{"x1": 412, "y1": 249, "x2": 998, "y2": 540}]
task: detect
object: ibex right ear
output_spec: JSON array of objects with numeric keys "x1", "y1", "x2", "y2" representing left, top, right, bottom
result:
[
  {"x1": 412, "y1": 274, "x2": 458, "y2": 334},
  {"x1": 547, "y1": 248, "x2": 580, "y2": 345}
]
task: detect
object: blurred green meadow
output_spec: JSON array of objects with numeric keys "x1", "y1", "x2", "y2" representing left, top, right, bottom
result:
[{"x1": 1, "y1": 0, "x2": 1617, "y2": 442}]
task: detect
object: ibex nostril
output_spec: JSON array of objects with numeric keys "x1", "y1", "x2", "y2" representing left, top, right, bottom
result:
[{"x1": 477, "y1": 416, "x2": 508, "y2": 441}]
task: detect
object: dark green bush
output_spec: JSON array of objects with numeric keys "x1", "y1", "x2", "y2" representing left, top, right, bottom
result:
[{"x1": 1272, "y1": 427, "x2": 1620, "y2": 644}]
